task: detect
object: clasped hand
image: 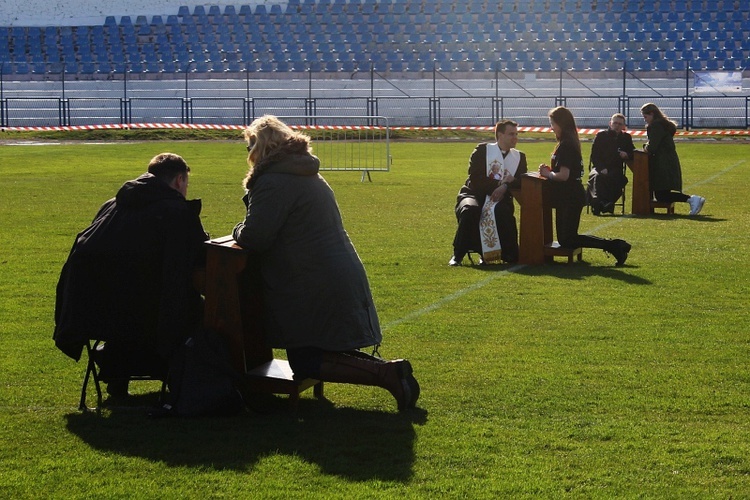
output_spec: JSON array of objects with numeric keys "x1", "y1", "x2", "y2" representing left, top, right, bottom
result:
[
  {"x1": 489, "y1": 172, "x2": 516, "y2": 202},
  {"x1": 538, "y1": 164, "x2": 551, "y2": 178}
]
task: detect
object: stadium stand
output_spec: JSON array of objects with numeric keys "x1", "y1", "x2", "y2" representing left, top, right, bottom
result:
[{"x1": 1, "y1": 0, "x2": 749, "y2": 77}]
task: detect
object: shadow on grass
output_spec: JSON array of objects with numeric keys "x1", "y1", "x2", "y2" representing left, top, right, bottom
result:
[
  {"x1": 632, "y1": 214, "x2": 726, "y2": 222},
  {"x1": 511, "y1": 261, "x2": 652, "y2": 283},
  {"x1": 65, "y1": 392, "x2": 427, "y2": 482},
  {"x1": 462, "y1": 259, "x2": 651, "y2": 284}
]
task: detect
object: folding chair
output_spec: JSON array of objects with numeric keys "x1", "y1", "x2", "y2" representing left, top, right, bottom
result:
[
  {"x1": 586, "y1": 160, "x2": 627, "y2": 215},
  {"x1": 79, "y1": 340, "x2": 167, "y2": 414}
]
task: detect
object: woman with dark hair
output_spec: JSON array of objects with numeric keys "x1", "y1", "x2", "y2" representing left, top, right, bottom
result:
[
  {"x1": 640, "y1": 103, "x2": 705, "y2": 215},
  {"x1": 232, "y1": 115, "x2": 419, "y2": 411},
  {"x1": 539, "y1": 106, "x2": 632, "y2": 266}
]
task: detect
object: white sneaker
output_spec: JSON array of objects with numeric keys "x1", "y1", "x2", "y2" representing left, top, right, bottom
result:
[{"x1": 688, "y1": 195, "x2": 706, "y2": 215}]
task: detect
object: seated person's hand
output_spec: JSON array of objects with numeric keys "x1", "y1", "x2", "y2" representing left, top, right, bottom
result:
[{"x1": 490, "y1": 185, "x2": 505, "y2": 203}]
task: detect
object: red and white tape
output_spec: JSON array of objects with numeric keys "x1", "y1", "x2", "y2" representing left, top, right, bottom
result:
[{"x1": 2, "y1": 123, "x2": 749, "y2": 136}]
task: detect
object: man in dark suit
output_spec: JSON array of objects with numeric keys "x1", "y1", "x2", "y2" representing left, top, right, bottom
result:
[{"x1": 588, "y1": 113, "x2": 635, "y2": 215}]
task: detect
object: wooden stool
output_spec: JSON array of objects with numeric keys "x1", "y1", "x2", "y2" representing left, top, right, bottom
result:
[
  {"x1": 544, "y1": 241, "x2": 583, "y2": 264},
  {"x1": 650, "y1": 201, "x2": 675, "y2": 214},
  {"x1": 244, "y1": 359, "x2": 324, "y2": 411}
]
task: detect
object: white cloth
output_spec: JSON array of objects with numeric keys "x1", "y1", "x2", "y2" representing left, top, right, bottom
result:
[{"x1": 480, "y1": 144, "x2": 521, "y2": 262}]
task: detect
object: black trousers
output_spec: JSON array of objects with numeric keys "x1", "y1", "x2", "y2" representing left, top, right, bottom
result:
[
  {"x1": 453, "y1": 196, "x2": 519, "y2": 262},
  {"x1": 555, "y1": 201, "x2": 613, "y2": 251},
  {"x1": 588, "y1": 169, "x2": 627, "y2": 209},
  {"x1": 653, "y1": 190, "x2": 690, "y2": 203}
]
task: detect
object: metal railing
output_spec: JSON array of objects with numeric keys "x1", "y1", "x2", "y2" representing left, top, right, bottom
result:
[{"x1": 0, "y1": 67, "x2": 748, "y2": 129}]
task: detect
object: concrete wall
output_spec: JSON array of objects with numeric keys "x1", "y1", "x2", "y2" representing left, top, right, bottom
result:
[{"x1": 0, "y1": 1, "x2": 269, "y2": 26}]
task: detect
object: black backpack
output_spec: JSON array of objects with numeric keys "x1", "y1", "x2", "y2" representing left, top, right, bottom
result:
[{"x1": 152, "y1": 328, "x2": 244, "y2": 418}]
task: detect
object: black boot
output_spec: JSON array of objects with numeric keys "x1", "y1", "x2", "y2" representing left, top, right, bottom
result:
[
  {"x1": 607, "y1": 239, "x2": 631, "y2": 267},
  {"x1": 320, "y1": 351, "x2": 420, "y2": 411}
]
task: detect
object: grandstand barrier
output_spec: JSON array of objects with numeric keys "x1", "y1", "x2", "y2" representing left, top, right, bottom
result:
[
  {"x1": 277, "y1": 115, "x2": 391, "y2": 182},
  {"x1": 2, "y1": 92, "x2": 750, "y2": 130}
]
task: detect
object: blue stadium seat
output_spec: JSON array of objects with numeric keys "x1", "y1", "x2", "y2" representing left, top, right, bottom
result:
[
  {"x1": 722, "y1": 59, "x2": 737, "y2": 70},
  {"x1": 671, "y1": 59, "x2": 686, "y2": 71}
]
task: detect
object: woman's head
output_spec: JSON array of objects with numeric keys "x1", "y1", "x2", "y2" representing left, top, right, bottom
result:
[
  {"x1": 548, "y1": 106, "x2": 579, "y2": 146},
  {"x1": 640, "y1": 102, "x2": 666, "y2": 125},
  {"x1": 243, "y1": 115, "x2": 312, "y2": 168},
  {"x1": 640, "y1": 103, "x2": 677, "y2": 134}
]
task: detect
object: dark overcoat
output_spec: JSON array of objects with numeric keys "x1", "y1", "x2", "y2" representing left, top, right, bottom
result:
[
  {"x1": 233, "y1": 141, "x2": 382, "y2": 351},
  {"x1": 646, "y1": 119, "x2": 683, "y2": 192},
  {"x1": 53, "y1": 173, "x2": 208, "y2": 362}
]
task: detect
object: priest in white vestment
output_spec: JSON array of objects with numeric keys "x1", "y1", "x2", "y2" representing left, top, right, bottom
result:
[{"x1": 450, "y1": 120, "x2": 528, "y2": 265}]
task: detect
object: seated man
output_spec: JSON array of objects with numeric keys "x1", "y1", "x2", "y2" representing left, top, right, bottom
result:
[
  {"x1": 54, "y1": 153, "x2": 209, "y2": 397},
  {"x1": 450, "y1": 120, "x2": 528, "y2": 265},
  {"x1": 587, "y1": 113, "x2": 635, "y2": 215}
]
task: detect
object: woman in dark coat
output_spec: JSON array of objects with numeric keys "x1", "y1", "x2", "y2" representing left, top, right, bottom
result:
[
  {"x1": 232, "y1": 115, "x2": 418, "y2": 411},
  {"x1": 641, "y1": 103, "x2": 706, "y2": 215},
  {"x1": 539, "y1": 107, "x2": 632, "y2": 266}
]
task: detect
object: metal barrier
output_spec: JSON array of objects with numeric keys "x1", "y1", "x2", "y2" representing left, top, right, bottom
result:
[
  {"x1": 1, "y1": 88, "x2": 749, "y2": 130},
  {"x1": 279, "y1": 115, "x2": 391, "y2": 182}
]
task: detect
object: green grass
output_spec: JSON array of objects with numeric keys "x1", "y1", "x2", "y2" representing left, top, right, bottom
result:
[{"x1": 1, "y1": 136, "x2": 749, "y2": 498}]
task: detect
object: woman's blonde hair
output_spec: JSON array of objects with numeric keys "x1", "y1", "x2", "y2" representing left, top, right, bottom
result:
[
  {"x1": 243, "y1": 115, "x2": 311, "y2": 165},
  {"x1": 242, "y1": 115, "x2": 312, "y2": 188}
]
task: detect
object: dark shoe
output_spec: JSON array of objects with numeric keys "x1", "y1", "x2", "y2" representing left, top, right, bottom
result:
[
  {"x1": 400, "y1": 360, "x2": 420, "y2": 409},
  {"x1": 448, "y1": 254, "x2": 463, "y2": 266},
  {"x1": 608, "y1": 239, "x2": 631, "y2": 267},
  {"x1": 602, "y1": 202, "x2": 615, "y2": 214}
]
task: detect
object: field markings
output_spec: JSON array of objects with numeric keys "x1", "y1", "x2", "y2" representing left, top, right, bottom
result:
[{"x1": 383, "y1": 159, "x2": 746, "y2": 331}]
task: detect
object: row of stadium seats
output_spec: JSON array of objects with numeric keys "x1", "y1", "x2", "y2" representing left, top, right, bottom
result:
[{"x1": 2, "y1": 0, "x2": 750, "y2": 76}]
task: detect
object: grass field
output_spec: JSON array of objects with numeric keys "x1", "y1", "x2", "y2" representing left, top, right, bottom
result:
[{"x1": 1, "y1": 135, "x2": 749, "y2": 498}]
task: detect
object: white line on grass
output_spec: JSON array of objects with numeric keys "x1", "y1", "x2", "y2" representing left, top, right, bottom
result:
[{"x1": 383, "y1": 159, "x2": 746, "y2": 331}]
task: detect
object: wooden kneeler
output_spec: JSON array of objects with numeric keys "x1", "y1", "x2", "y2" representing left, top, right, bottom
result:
[
  {"x1": 202, "y1": 236, "x2": 324, "y2": 410},
  {"x1": 517, "y1": 174, "x2": 583, "y2": 265},
  {"x1": 544, "y1": 242, "x2": 583, "y2": 264},
  {"x1": 650, "y1": 201, "x2": 675, "y2": 214}
]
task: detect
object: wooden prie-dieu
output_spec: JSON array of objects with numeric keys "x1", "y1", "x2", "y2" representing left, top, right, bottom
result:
[
  {"x1": 202, "y1": 235, "x2": 323, "y2": 409},
  {"x1": 516, "y1": 172, "x2": 583, "y2": 265}
]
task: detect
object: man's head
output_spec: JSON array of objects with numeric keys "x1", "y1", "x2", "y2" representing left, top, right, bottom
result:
[
  {"x1": 495, "y1": 120, "x2": 519, "y2": 151},
  {"x1": 148, "y1": 153, "x2": 190, "y2": 197},
  {"x1": 609, "y1": 113, "x2": 627, "y2": 134}
]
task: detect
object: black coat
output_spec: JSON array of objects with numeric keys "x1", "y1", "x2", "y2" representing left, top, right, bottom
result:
[{"x1": 53, "y1": 173, "x2": 208, "y2": 362}]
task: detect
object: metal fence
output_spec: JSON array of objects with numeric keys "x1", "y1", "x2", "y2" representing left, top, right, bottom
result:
[
  {"x1": 4, "y1": 94, "x2": 750, "y2": 129},
  {"x1": 1, "y1": 69, "x2": 749, "y2": 129},
  {"x1": 277, "y1": 115, "x2": 391, "y2": 181}
]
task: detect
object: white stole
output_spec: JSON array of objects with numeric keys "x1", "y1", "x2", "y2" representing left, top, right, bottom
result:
[{"x1": 480, "y1": 144, "x2": 521, "y2": 262}]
